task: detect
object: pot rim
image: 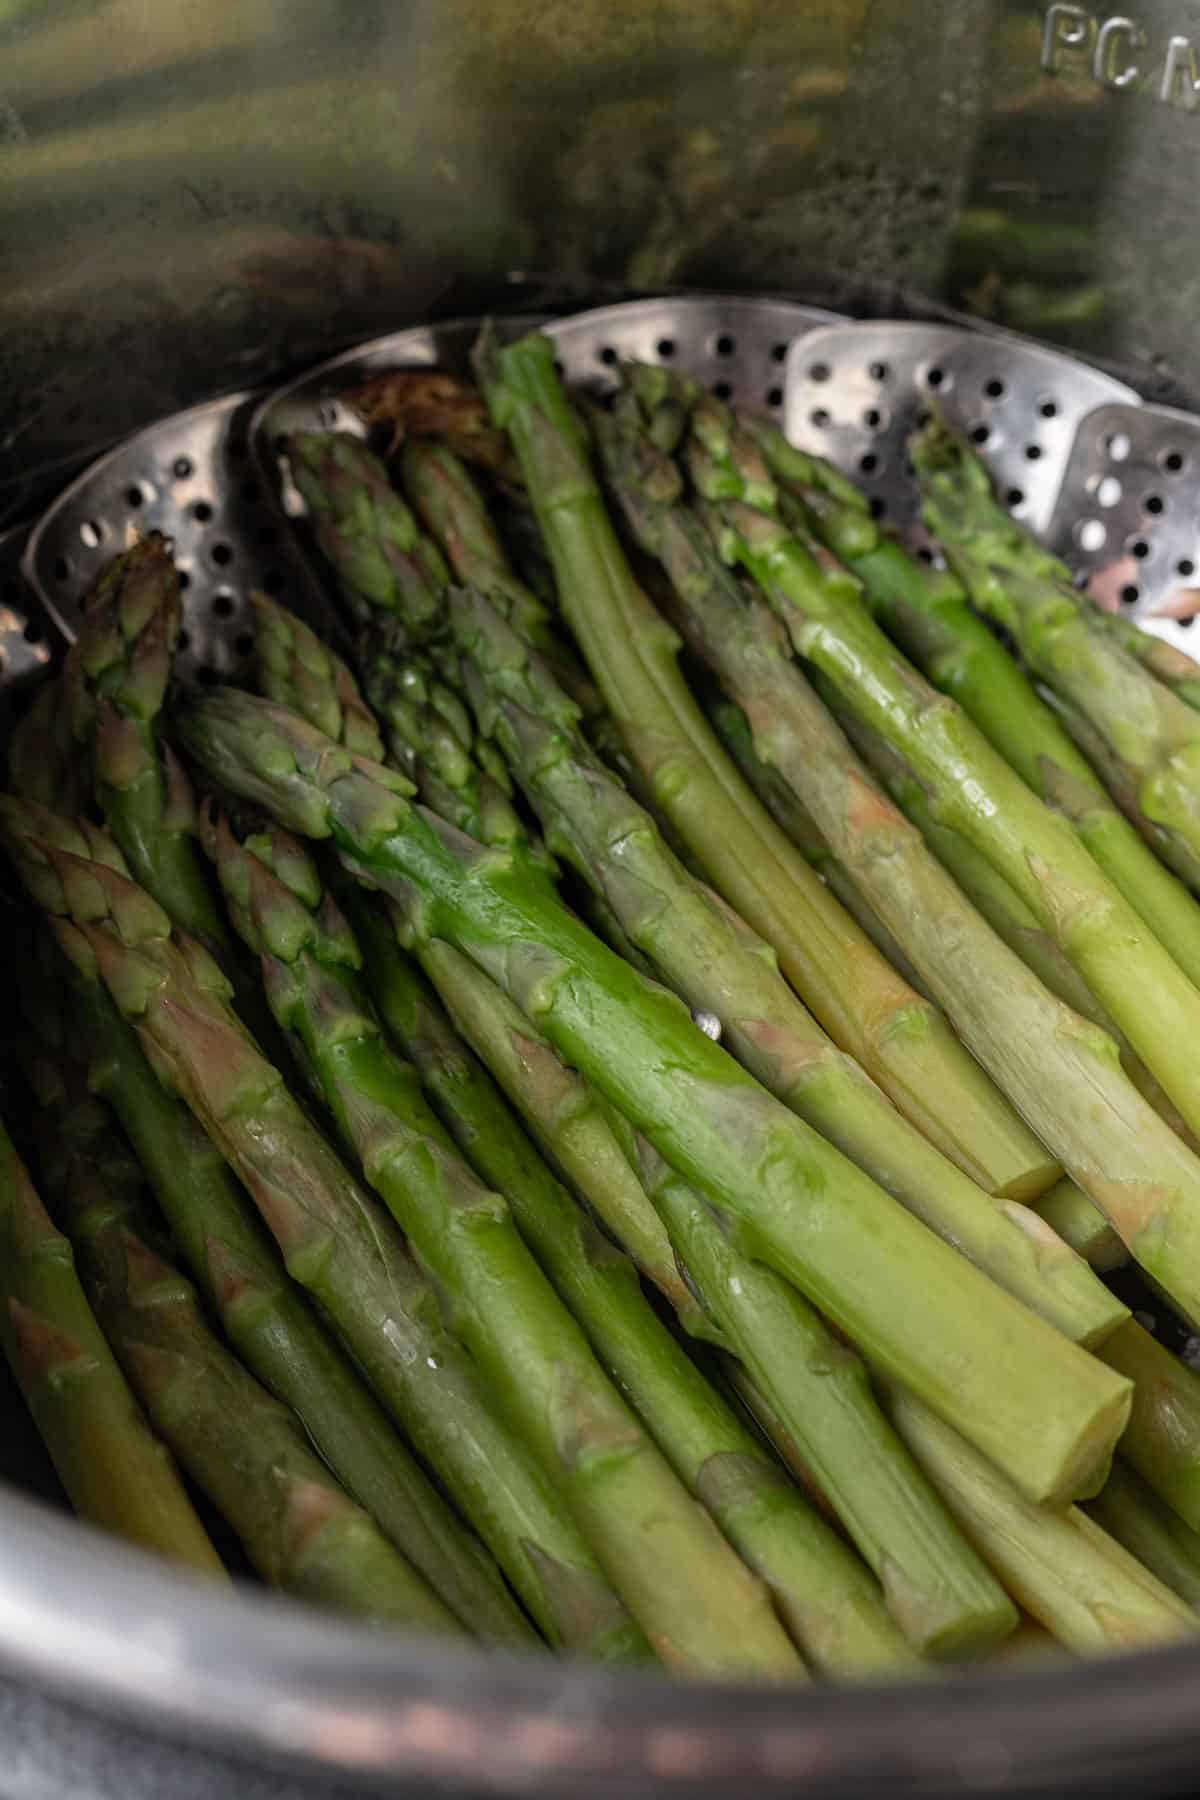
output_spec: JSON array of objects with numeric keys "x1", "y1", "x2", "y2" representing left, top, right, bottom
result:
[{"x1": 2, "y1": 1483, "x2": 1198, "y2": 1798}]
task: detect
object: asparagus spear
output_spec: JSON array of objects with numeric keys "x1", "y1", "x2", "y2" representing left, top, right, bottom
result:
[
  {"x1": 472, "y1": 331, "x2": 1049, "y2": 1203},
  {"x1": 207, "y1": 808, "x2": 802, "y2": 1676},
  {"x1": 1099, "y1": 1321, "x2": 1200, "y2": 1533},
  {"x1": 300, "y1": 877, "x2": 921, "y2": 1674},
  {"x1": 253, "y1": 592, "x2": 386, "y2": 761},
  {"x1": 912, "y1": 419, "x2": 1200, "y2": 892},
  {"x1": 705, "y1": 693, "x2": 927, "y2": 992},
  {"x1": 15, "y1": 928, "x2": 528, "y2": 1642},
  {"x1": 64, "y1": 536, "x2": 230, "y2": 950},
  {"x1": 345, "y1": 887, "x2": 694, "y2": 1322},
  {"x1": 36, "y1": 1073, "x2": 461, "y2": 1633},
  {"x1": 1087, "y1": 607, "x2": 1200, "y2": 714},
  {"x1": 686, "y1": 410, "x2": 1200, "y2": 1192},
  {"x1": 0, "y1": 805, "x2": 640, "y2": 1662},
  {"x1": 745, "y1": 415, "x2": 1200, "y2": 990},
  {"x1": 1032, "y1": 1178, "x2": 1128, "y2": 1276},
  {"x1": 444, "y1": 577, "x2": 1121, "y2": 1346},
  {"x1": 596, "y1": 391, "x2": 1200, "y2": 1325},
  {"x1": 820, "y1": 683, "x2": 1196, "y2": 1141},
  {"x1": 177, "y1": 686, "x2": 1133, "y2": 1508},
  {"x1": 888, "y1": 1387, "x2": 1197, "y2": 1653},
  {"x1": 285, "y1": 432, "x2": 450, "y2": 627},
  {"x1": 1086, "y1": 1460, "x2": 1200, "y2": 1608},
  {"x1": 405, "y1": 927, "x2": 1013, "y2": 1656},
  {"x1": 0, "y1": 1111, "x2": 221, "y2": 1570},
  {"x1": 358, "y1": 622, "x2": 530, "y2": 851}
]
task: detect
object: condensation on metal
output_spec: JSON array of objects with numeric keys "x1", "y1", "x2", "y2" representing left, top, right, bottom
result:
[
  {"x1": 783, "y1": 320, "x2": 1137, "y2": 538},
  {"x1": 1051, "y1": 400, "x2": 1200, "y2": 653}
]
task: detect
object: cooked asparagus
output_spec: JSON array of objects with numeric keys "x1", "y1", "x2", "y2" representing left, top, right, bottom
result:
[
  {"x1": 0, "y1": 803, "x2": 641, "y2": 1661},
  {"x1": 437, "y1": 570, "x2": 1121, "y2": 1346},
  {"x1": 0, "y1": 1112, "x2": 221, "y2": 1570},
  {"x1": 14, "y1": 927, "x2": 528, "y2": 1641},
  {"x1": 688, "y1": 403, "x2": 1200, "y2": 1151},
  {"x1": 176, "y1": 685, "x2": 1133, "y2": 1509},
  {"x1": 912, "y1": 419, "x2": 1200, "y2": 894},
  {"x1": 594, "y1": 387, "x2": 1200, "y2": 1324},
  {"x1": 745, "y1": 414, "x2": 1200, "y2": 989},
  {"x1": 204, "y1": 807, "x2": 801, "y2": 1677},
  {"x1": 470, "y1": 331, "x2": 1051, "y2": 1201},
  {"x1": 1086, "y1": 1460, "x2": 1200, "y2": 1608},
  {"x1": 36, "y1": 1076, "x2": 461, "y2": 1633},
  {"x1": 889, "y1": 1388, "x2": 1198, "y2": 1653}
]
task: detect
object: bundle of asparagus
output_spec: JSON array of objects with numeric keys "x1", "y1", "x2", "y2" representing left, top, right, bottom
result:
[{"x1": 8, "y1": 322, "x2": 1200, "y2": 1685}]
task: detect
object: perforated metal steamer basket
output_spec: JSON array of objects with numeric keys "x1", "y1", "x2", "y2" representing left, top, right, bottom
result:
[{"x1": 8, "y1": 294, "x2": 1200, "y2": 1800}]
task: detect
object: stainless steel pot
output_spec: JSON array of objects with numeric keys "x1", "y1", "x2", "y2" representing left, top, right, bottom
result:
[{"x1": 4, "y1": 4, "x2": 1200, "y2": 1794}]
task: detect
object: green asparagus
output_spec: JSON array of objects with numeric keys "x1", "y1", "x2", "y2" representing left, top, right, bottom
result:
[
  {"x1": 744, "y1": 413, "x2": 1200, "y2": 989},
  {"x1": 1099, "y1": 1321, "x2": 1200, "y2": 1533},
  {"x1": 410, "y1": 931, "x2": 1008, "y2": 1656},
  {"x1": 444, "y1": 576, "x2": 1121, "y2": 1345},
  {"x1": 14, "y1": 926, "x2": 528, "y2": 1641},
  {"x1": 913, "y1": 418, "x2": 1200, "y2": 893},
  {"x1": 176, "y1": 686, "x2": 1133, "y2": 1508},
  {"x1": 1087, "y1": 607, "x2": 1200, "y2": 713},
  {"x1": 595, "y1": 390, "x2": 1200, "y2": 1324},
  {"x1": 37, "y1": 1076, "x2": 461, "y2": 1633},
  {"x1": 0, "y1": 1111, "x2": 221, "y2": 1570},
  {"x1": 1086, "y1": 1460, "x2": 1200, "y2": 1608},
  {"x1": 64, "y1": 535, "x2": 229, "y2": 951},
  {"x1": 889, "y1": 1387, "x2": 1198, "y2": 1654},
  {"x1": 0, "y1": 802, "x2": 641, "y2": 1662},
  {"x1": 206, "y1": 806, "x2": 802, "y2": 1677},
  {"x1": 688, "y1": 402, "x2": 1200, "y2": 1148},
  {"x1": 472, "y1": 330, "x2": 1051, "y2": 1201},
  {"x1": 293, "y1": 875, "x2": 921, "y2": 1675}
]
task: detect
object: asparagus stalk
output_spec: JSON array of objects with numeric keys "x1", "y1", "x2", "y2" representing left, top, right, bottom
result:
[
  {"x1": 888, "y1": 1387, "x2": 1198, "y2": 1654},
  {"x1": 445, "y1": 577, "x2": 1122, "y2": 1346},
  {"x1": 0, "y1": 804, "x2": 639, "y2": 1661},
  {"x1": 343, "y1": 885, "x2": 693, "y2": 1322},
  {"x1": 408, "y1": 928, "x2": 1013, "y2": 1655},
  {"x1": 1087, "y1": 607, "x2": 1200, "y2": 714},
  {"x1": 64, "y1": 536, "x2": 229, "y2": 951},
  {"x1": 36, "y1": 1075, "x2": 461, "y2": 1633},
  {"x1": 326, "y1": 896, "x2": 921, "y2": 1675},
  {"x1": 821, "y1": 684, "x2": 1196, "y2": 1143},
  {"x1": 1032, "y1": 1178, "x2": 1128, "y2": 1276},
  {"x1": 285, "y1": 432, "x2": 450, "y2": 627},
  {"x1": 208, "y1": 808, "x2": 801, "y2": 1676},
  {"x1": 746, "y1": 416, "x2": 1200, "y2": 990},
  {"x1": 596, "y1": 391, "x2": 1200, "y2": 1324},
  {"x1": 1099, "y1": 1321, "x2": 1200, "y2": 1533},
  {"x1": 358, "y1": 622, "x2": 530, "y2": 851},
  {"x1": 690, "y1": 403, "x2": 1200, "y2": 1148},
  {"x1": 396, "y1": 430, "x2": 602, "y2": 715},
  {"x1": 1086, "y1": 1460, "x2": 1200, "y2": 1608},
  {"x1": 705, "y1": 693, "x2": 927, "y2": 992},
  {"x1": 912, "y1": 419, "x2": 1200, "y2": 893},
  {"x1": 177, "y1": 686, "x2": 1133, "y2": 1509},
  {"x1": 15, "y1": 928, "x2": 528, "y2": 1642},
  {"x1": 636, "y1": 1139, "x2": 1016, "y2": 1654},
  {"x1": 473, "y1": 330, "x2": 1049, "y2": 1203},
  {"x1": 0, "y1": 1111, "x2": 221, "y2": 1570},
  {"x1": 253, "y1": 592, "x2": 386, "y2": 761}
]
